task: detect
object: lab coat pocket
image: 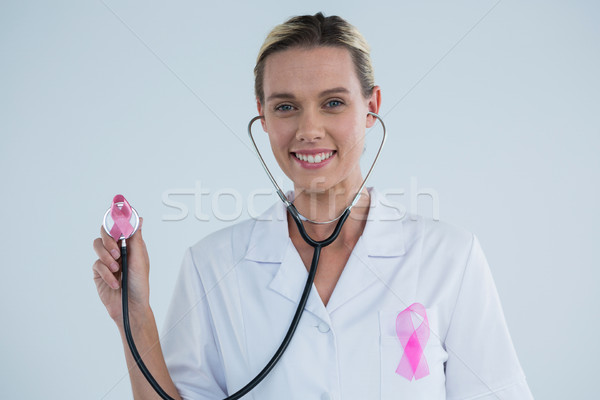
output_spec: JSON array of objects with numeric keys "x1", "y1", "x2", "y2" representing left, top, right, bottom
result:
[{"x1": 379, "y1": 305, "x2": 448, "y2": 399}]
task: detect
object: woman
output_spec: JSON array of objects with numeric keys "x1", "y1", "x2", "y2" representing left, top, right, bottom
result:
[{"x1": 93, "y1": 13, "x2": 533, "y2": 399}]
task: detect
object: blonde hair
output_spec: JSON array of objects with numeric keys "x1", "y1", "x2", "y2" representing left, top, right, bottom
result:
[{"x1": 254, "y1": 12, "x2": 375, "y2": 104}]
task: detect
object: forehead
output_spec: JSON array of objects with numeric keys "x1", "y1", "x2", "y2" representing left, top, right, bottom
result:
[{"x1": 262, "y1": 46, "x2": 360, "y2": 99}]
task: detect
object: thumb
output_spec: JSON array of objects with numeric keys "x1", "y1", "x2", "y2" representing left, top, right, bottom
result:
[
  {"x1": 126, "y1": 216, "x2": 144, "y2": 247},
  {"x1": 127, "y1": 216, "x2": 148, "y2": 260},
  {"x1": 132, "y1": 216, "x2": 144, "y2": 241}
]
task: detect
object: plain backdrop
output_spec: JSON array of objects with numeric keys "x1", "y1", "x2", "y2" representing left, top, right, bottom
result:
[{"x1": 1, "y1": 0, "x2": 598, "y2": 398}]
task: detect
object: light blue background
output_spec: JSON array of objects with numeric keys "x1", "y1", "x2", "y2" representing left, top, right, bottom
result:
[{"x1": 1, "y1": 0, "x2": 598, "y2": 398}]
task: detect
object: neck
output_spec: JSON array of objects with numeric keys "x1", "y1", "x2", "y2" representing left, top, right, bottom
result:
[{"x1": 287, "y1": 185, "x2": 371, "y2": 244}]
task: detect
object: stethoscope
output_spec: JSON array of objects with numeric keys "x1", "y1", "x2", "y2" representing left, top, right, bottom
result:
[{"x1": 102, "y1": 111, "x2": 386, "y2": 399}]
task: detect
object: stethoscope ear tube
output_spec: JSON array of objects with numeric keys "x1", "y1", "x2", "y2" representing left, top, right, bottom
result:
[{"x1": 247, "y1": 112, "x2": 386, "y2": 223}]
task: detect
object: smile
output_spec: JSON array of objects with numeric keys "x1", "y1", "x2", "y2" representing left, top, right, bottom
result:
[{"x1": 293, "y1": 151, "x2": 335, "y2": 164}]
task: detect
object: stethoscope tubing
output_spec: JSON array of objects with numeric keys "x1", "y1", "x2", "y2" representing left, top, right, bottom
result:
[
  {"x1": 118, "y1": 112, "x2": 385, "y2": 399},
  {"x1": 223, "y1": 206, "x2": 351, "y2": 399},
  {"x1": 119, "y1": 207, "x2": 350, "y2": 400},
  {"x1": 121, "y1": 239, "x2": 177, "y2": 399}
]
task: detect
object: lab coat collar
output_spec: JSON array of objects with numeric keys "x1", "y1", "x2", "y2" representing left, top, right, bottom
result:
[
  {"x1": 243, "y1": 193, "x2": 290, "y2": 263},
  {"x1": 244, "y1": 187, "x2": 406, "y2": 262},
  {"x1": 361, "y1": 187, "x2": 407, "y2": 257},
  {"x1": 244, "y1": 187, "x2": 407, "y2": 318}
]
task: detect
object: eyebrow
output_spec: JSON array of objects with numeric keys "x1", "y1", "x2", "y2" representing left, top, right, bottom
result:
[{"x1": 266, "y1": 87, "x2": 350, "y2": 102}]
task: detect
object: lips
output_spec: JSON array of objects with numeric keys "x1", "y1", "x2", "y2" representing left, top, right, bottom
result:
[
  {"x1": 293, "y1": 151, "x2": 335, "y2": 164},
  {"x1": 291, "y1": 150, "x2": 337, "y2": 169}
]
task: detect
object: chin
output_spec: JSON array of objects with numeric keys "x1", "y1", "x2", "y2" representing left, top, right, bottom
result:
[{"x1": 292, "y1": 177, "x2": 342, "y2": 194}]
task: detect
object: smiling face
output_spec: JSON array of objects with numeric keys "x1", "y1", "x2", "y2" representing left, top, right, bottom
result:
[{"x1": 257, "y1": 46, "x2": 381, "y2": 196}]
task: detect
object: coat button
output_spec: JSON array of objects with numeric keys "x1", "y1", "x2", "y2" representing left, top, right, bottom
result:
[
  {"x1": 320, "y1": 393, "x2": 332, "y2": 400},
  {"x1": 317, "y1": 322, "x2": 330, "y2": 333}
]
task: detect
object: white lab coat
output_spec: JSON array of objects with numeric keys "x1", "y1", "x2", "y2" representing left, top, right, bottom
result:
[{"x1": 161, "y1": 188, "x2": 533, "y2": 399}]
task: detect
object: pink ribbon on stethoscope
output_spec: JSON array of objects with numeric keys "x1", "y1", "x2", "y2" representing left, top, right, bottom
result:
[
  {"x1": 109, "y1": 194, "x2": 135, "y2": 240},
  {"x1": 395, "y1": 302, "x2": 430, "y2": 381}
]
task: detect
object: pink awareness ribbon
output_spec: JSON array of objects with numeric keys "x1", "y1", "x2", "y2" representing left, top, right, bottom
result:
[
  {"x1": 109, "y1": 194, "x2": 134, "y2": 240},
  {"x1": 395, "y1": 302, "x2": 430, "y2": 381}
]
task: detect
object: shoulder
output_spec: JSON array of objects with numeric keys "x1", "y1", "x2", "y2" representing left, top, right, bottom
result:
[
  {"x1": 176, "y1": 217, "x2": 260, "y2": 290},
  {"x1": 400, "y1": 213, "x2": 476, "y2": 264},
  {"x1": 368, "y1": 187, "x2": 474, "y2": 256},
  {"x1": 410, "y1": 213, "x2": 473, "y2": 245}
]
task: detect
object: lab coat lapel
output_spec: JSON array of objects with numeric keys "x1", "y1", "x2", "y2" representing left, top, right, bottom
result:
[
  {"x1": 268, "y1": 240, "x2": 330, "y2": 322},
  {"x1": 325, "y1": 235, "x2": 378, "y2": 314},
  {"x1": 244, "y1": 188, "x2": 408, "y2": 320},
  {"x1": 244, "y1": 198, "x2": 288, "y2": 263},
  {"x1": 244, "y1": 195, "x2": 330, "y2": 323},
  {"x1": 326, "y1": 188, "x2": 407, "y2": 314}
]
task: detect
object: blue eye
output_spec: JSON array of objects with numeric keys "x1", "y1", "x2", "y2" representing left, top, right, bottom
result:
[
  {"x1": 276, "y1": 104, "x2": 294, "y2": 112},
  {"x1": 326, "y1": 100, "x2": 343, "y2": 108}
]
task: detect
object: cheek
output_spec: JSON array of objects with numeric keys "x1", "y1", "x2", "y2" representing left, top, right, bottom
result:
[
  {"x1": 266, "y1": 120, "x2": 295, "y2": 151},
  {"x1": 334, "y1": 119, "x2": 365, "y2": 158},
  {"x1": 343, "y1": 137, "x2": 365, "y2": 163},
  {"x1": 266, "y1": 132, "x2": 292, "y2": 164}
]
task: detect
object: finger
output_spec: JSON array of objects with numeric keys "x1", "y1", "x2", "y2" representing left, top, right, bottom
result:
[
  {"x1": 93, "y1": 238, "x2": 121, "y2": 273},
  {"x1": 93, "y1": 259, "x2": 120, "y2": 289},
  {"x1": 100, "y1": 224, "x2": 121, "y2": 260}
]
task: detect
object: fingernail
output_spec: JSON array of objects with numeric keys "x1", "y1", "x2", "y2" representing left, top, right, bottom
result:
[
  {"x1": 111, "y1": 249, "x2": 120, "y2": 260},
  {"x1": 110, "y1": 262, "x2": 119, "y2": 272},
  {"x1": 112, "y1": 281, "x2": 119, "y2": 289}
]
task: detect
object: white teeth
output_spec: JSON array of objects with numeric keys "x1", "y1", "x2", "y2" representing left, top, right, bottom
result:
[{"x1": 294, "y1": 151, "x2": 334, "y2": 164}]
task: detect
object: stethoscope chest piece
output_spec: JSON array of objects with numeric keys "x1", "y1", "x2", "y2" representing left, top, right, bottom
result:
[{"x1": 102, "y1": 194, "x2": 140, "y2": 241}]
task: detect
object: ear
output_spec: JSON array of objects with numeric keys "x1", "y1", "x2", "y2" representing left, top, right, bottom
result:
[
  {"x1": 256, "y1": 98, "x2": 267, "y2": 131},
  {"x1": 366, "y1": 85, "x2": 382, "y2": 128}
]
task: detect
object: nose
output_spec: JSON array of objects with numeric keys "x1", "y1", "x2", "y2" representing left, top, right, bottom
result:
[{"x1": 295, "y1": 109, "x2": 324, "y2": 142}]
